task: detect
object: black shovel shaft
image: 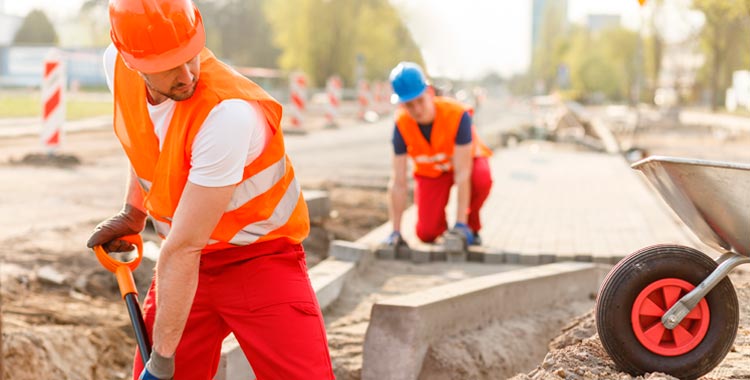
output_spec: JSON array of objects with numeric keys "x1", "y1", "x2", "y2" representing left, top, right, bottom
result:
[{"x1": 125, "y1": 292, "x2": 152, "y2": 365}]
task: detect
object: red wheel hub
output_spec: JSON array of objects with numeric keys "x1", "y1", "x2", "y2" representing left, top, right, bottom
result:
[{"x1": 631, "y1": 278, "x2": 710, "y2": 356}]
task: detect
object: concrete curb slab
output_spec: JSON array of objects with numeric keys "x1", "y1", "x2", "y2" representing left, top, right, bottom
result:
[{"x1": 361, "y1": 262, "x2": 609, "y2": 380}]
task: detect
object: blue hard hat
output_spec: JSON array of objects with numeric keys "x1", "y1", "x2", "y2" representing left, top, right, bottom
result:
[{"x1": 389, "y1": 62, "x2": 428, "y2": 104}]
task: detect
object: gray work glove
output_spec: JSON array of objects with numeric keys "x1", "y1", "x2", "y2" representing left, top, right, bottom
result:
[
  {"x1": 86, "y1": 204, "x2": 147, "y2": 252},
  {"x1": 139, "y1": 350, "x2": 175, "y2": 380}
]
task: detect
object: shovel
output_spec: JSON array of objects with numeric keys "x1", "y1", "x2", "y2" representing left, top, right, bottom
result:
[{"x1": 93, "y1": 234, "x2": 151, "y2": 365}]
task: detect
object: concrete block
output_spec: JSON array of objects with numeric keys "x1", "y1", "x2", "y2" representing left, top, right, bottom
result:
[
  {"x1": 303, "y1": 190, "x2": 330, "y2": 223},
  {"x1": 446, "y1": 250, "x2": 467, "y2": 263},
  {"x1": 519, "y1": 254, "x2": 540, "y2": 266},
  {"x1": 430, "y1": 248, "x2": 447, "y2": 262},
  {"x1": 467, "y1": 246, "x2": 487, "y2": 262},
  {"x1": 442, "y1": 234, "x2": 465, "y2": 253},
  {"x1": 308, "y1": 258, "x2": 356, "y2": 311},
  {"x1": 538, "y1": 254, "x2": 556, "y2": 264},
  {"x1": 329, "y1": 240, "x2": 373, "y2": 268},
  {"x1": 610, "y1": 255, "x2": 626, "y2": 265},
  {"x1": 504, "y1": 252, "x2": 521, "y2": 264},
  {"x1": 593, "y1": 256, "x2": 611, "y2": 264},
  {"x1": 483, "y1": 251, "x2": 505, "y2": 264},
  {"x1": 216, "y1": 334, "x2": 255, "y2": 380},
  {"x1": 555, "y1": 255, "x2": 576, "y2": 263},
  {"x1": 361, "y1": 263, "x2": 608, "y2": 380},
  {"x1": 376, "y1": 245, "x2": 396, "y2": 260},
  {"x1": 410, "y1": 249, "x2": 431, "y2": 264},
  {"x1": 396, "y1": 246, "x2": 412, "y2": 260}
]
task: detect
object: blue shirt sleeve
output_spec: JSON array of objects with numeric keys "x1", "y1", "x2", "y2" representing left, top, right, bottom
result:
[
  {"x1": 455, "y1": 111, "x2": 473, "y2": 145},
  {"x1": 392, "y1": 124, "x2": 407, "y2": 155}
]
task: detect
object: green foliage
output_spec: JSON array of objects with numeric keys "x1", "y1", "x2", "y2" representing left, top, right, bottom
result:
[
  {"x1": 263, "y1": 0, "x2": 423, "y2": 86},
  {"x1": 530, "y1": 1, "x2": 569, "y2": 92},
  {"x1": 692, "y1": 0, "x2": 750, "y2": 110},
  {"x1": 527, "y1": 23, "x2": 640, "y2": 103},
  {"x1": 13, "y1": 9, "x2": 59, "y2": 45},
  {"x1": 196, "y1": 0, "x2": 281, "y2": 68}
]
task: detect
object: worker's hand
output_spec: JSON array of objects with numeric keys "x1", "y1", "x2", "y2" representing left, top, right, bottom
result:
[
  {"x1": 451, "y1": 223, "x2": 475, "y2": 245},
  {"x1": 139, "y1": 350, "x2": 174, "y2": 380},
  {"x1": 382, "y1": 231, "x2": 406, "y2": 247},
  {"x1": 139, "y1": 368, "x2": 170, "y2": 380},
  {"x1": 87, "y1": 204, "x2": 147, "y2": 252}
]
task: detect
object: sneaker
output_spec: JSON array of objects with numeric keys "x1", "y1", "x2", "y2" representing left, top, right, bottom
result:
[{"x1": 471, "y1": 233, "x2": 482, "y2": 246}]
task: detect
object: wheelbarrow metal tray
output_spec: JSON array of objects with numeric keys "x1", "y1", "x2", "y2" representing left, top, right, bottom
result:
[{"x1": 632, "y1": 156, "x2": 750, "y2": 256}]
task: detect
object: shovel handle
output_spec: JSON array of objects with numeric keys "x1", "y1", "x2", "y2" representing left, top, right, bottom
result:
[
  {"x1": 92, "y1": 234, "x2": 151, "y2": 365},
  {"x1": 93, "y1": 234, "x2": 144, "y2": 298},
  {"x1": 93, "y1": 234, "x2": 144, "y2": 273}
]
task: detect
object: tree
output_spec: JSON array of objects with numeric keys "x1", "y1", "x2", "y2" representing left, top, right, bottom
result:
[
  {"x1": 530, "y1": 1, "x2": 569, "y2": 93},
  {"x1": 79, "y1": 0, "x2": 113, "y2": 47},
  {"x1": 692, "y1": 0, "x2": 748, "y2": 110},
  {"x1": 198, "y1": 0, "x2": 281, "y2": 68},
  {"x1": 601, "y1": 27, "x2": 640, "y2": 102},
  {"x1": 264, "y1": 0, "x2": 423, "y2": 86},
  {"x1": 13, "y1": 9, "x2": 58, "y2": 45}
]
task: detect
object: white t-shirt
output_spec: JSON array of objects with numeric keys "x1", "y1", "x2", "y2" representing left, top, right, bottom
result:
[{"x1": 103, "y1": 44, "x2": 271, "y2": 187}]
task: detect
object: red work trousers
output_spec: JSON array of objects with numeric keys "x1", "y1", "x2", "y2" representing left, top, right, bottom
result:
[
  {"x1": 413, "y1": 156, "x2": 493, "y2": 243},
  {"x1": 131, "y1": 241, "x2": 334, "y2": 380}
]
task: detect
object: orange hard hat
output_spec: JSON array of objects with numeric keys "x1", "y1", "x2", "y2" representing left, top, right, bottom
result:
[{"x1": 109, "y1": 0, "x2": 205, "y2": 74}]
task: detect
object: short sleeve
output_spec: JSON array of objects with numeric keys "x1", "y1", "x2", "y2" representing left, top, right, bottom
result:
[
  {"x1": 188, "y1": 100, "x2": 262, "y2": 187},
  {"x1": 392, "y1": 124, "x2": 407, "y2": 155},
  {"x1": 455, "y1": 111, "x2": 473, "y2": 145}
]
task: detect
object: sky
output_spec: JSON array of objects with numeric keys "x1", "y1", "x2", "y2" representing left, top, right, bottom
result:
[{"x1": 3, "y1": 0, "x2": 688, "y2": 80}]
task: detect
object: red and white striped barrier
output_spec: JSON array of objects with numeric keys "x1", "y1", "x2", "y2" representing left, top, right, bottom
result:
[
  {"x1": 325, "y1": 76, "x2": 342, "y2": 126},
  {"x1": 373, "y1": 81, "x2": 392, "y2": 114},
  {"x1": 357, "y1": 79, "x2": 372, "y2": 120},
  {"x1": 41, "y1": 49, "x2": 65, "y2": 151},
  {"x1": 288, "y1": 72, "x2": 307, "y2": 128}
]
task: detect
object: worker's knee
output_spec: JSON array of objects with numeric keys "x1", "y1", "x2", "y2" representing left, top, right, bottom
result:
[{"x1": 416, "y1": 227, "x2": 440, "y2": 243}]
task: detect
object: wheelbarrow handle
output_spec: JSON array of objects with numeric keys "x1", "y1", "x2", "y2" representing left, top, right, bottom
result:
[{"x1": 92, "y1": 234, "x2": 152, "y2": 365}]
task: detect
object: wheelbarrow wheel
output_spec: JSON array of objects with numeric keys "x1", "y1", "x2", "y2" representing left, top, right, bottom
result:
[{"x1": 596, "y1": 244, "x2": 739, "y2": 380}]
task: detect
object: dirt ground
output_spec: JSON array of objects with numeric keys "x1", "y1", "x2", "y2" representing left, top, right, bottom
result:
[{"x1": 510, "y1": 271, "x2": 750, "y2": 380}]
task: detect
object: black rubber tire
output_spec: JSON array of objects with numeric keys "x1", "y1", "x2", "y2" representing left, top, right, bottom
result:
[{"x1": 596, "y1": 244, "x2": 739, "y2": 380}]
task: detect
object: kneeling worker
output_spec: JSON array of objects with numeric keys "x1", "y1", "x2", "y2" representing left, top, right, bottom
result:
[{"x1": 384, "y1": 62, "x2": 493, "y2": 247}]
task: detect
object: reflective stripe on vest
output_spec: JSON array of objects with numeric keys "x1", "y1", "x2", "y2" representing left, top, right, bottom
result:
[
  {"x1": 226, "y1": 156, "x2": 286, "y2": 212},
  {"x1": 413, "y1": 152, "x2": 448, "y2": 164},
  {"x1": 152, "y1": 218, "x2": 171, "y2": 239},
  {"x1": 208, "y1": 177, "x2": 301, "y2": 245},
  {"x1": 138, "y1": 178, "x2": 152, "y2": 193},
  {"x1": 140, "y1": 156, "x2": 289, "y2": 239}
]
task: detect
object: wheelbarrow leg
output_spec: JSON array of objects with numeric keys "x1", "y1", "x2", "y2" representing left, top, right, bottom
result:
[{"x1": 662, "y1": 251, "x2": 750, "y2": 329}]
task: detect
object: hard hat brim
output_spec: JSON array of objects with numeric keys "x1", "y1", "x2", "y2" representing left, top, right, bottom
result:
[
  {"x1": 391, "y1": 85, "x2": 426, "y2": 104},
  {"x1": 118, "y1": 16, "x2": 206, "y2": 74}
]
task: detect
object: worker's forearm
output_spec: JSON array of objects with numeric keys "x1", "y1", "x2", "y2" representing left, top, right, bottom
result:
[
  {"x1": 389, "y1": 181, "x2": 408, "y2": 232},
  {"x1": 151, "y1": 241, "x2": 201, "y2": 357},
  {"x1": 453, "y1": 146, "x2": 473, "y2": 225},
  {"x1": 455, "y1": 175, "x2": 470, "y2": 224}
]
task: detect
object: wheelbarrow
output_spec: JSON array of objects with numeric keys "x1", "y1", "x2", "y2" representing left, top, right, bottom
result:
[{"x1": 596, "y1": 156, "x2": 750, "y2": 380}]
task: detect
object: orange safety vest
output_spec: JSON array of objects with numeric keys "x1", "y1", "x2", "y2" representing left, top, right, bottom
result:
[
  {"x1": 112, "y1": 48, "x2": 309, "y2": 253},
  {"x1": 395, "y1": 96, "x2": 492, "y2": 178}
]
